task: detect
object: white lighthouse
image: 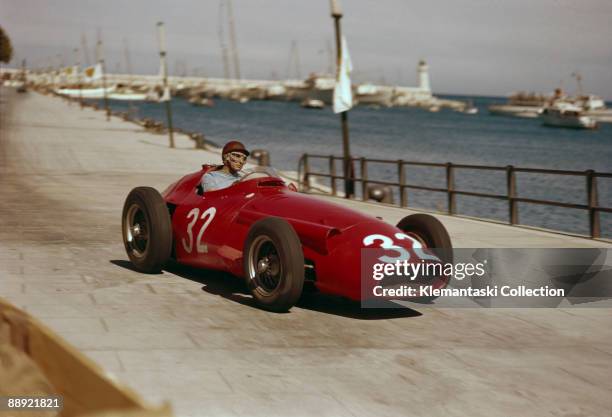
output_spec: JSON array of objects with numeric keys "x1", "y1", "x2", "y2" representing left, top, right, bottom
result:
[{"x1": 417, "y1": 60, "x2": 431, "y2": 92}]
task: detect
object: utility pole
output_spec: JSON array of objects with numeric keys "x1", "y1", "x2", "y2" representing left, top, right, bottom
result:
[
  {"x1": 21, "y1": 59, "x2": 27, "y2": 89},
  {"x1": 55, "y1": 53, "x2": 62, "y2": 87},
  {"x1": 96, "y1": 41, "x2": 110, "y2": 121},
  {"x1": 157, "y1": 21, "x2": 175, "y2": 148},
  {"x1": 330, "y1": 0, "x2": 354, "y2": 198},
  {"x1": 123, "y1": 37, "x2": 136, "y2": 117}
]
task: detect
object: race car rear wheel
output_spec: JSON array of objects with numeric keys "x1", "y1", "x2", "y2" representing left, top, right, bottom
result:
[
  {"x1": 122, "y1": 187, "x2": 172, "y2": 273},
  {"x1": 244, "y1": 217, "x2": 305, "y2": 312},
  {"x1": 396, "y1": 214, "x2": 453, "y2": 302}
]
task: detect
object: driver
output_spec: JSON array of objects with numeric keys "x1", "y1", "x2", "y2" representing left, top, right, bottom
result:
[{"x1": 201, "y1": 140, "x2": 250, "y2": 192}]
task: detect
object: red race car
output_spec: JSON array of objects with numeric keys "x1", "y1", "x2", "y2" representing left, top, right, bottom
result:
[{"x1": 122, "y1": 166, "x2": 452, "y2": 311}]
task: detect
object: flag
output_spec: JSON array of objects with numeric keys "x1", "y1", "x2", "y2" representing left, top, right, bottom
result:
[
  {"x1": 159, "y1": 86, "x2": 171, "y2": 102},
  {"x1": 83, "y1": 63, "x2": 102, "y2": 81},
  {"x1": 333, "y1": 36, "x2": 353, "y2": 114}
]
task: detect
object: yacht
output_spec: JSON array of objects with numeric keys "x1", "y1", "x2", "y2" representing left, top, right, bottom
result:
[{"x1": 540, "y1": 102, "x2": 598, "y2": 129}]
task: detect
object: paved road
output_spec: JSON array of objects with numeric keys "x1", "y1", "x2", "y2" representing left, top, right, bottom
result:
[{"x1": 1, "y1": 88, "x2": 611, "y2": 417}]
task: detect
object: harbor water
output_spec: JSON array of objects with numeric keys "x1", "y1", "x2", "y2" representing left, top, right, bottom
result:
[{"x1": 94, "y1": 95, "x2": 612, "y2": 239}]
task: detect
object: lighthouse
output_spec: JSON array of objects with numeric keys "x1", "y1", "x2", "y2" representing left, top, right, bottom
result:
[{"x1": 417, "y1": 60, "x2": 431, "y2": 92}]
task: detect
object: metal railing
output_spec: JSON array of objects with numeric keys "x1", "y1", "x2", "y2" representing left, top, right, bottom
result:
[{"x1": 297, "y1": 154, "x2": 611, "y2": 239}]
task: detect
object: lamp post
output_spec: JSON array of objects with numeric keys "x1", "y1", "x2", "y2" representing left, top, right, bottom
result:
[
  {"x1": 330, "y1": 0, "x2": 354, "y2": 198},
  {"x1": 74, "y1": 47, "x2": 83, "y2": 109},
  {"x1": 157, "y1": 21, "x2": 175, "y2": 148},
  {"x1": 96, "y1": 41, "x2": 110, "y2": 121}
]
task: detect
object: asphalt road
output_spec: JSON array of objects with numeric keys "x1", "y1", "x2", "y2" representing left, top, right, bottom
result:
[{"x1": 1, "y1": 88, "x2": 611, "y2": 417}]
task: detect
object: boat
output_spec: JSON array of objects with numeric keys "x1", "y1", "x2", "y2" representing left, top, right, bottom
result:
[
  {"x1": 488, "y1": 104, "x2": 541, "y2": 118},
  {"x1": 56, "y1": 85, "x2": 116, "y2": 99},
  {"x1": 300, "y1": 98, "x2": 325, "y2": 109},
  {"x1": 574, "y1": 94, "x2": 606, "y2": 111},
  {"x1": 189, "y1": 96, "x2": 215, "y2": 107},
  {"x1": 540, "y1": 102, "x2": 598, "y2": 129},
  {"x1": 461, "y1": 100, "x2": 478, "y2": 115},
  {"x1": 107, "y1": 90, "x2": 148, "y2": 101},
  {"x1": 488, "y1": 89, "x2": 559, "y2": 118}
]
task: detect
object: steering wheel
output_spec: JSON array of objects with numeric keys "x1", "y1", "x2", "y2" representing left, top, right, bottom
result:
[{"x1": 238, "y1": 170, "x2": 276, "y2": 182}]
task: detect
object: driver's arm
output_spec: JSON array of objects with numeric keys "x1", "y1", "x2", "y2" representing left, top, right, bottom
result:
[{"x1": 201, "y1": 173, "x2": 221, "y2": 192}]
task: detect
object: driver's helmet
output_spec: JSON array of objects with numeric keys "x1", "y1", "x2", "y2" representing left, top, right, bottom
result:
[{"x1": 222, "y1": 141, "x2": 250, "y2": 158}]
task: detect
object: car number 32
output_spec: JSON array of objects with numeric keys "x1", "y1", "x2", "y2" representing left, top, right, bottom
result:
[
  {"x1": 363, "y1": 233, "x2": 440, "y2": 264},
  {"x1": 182, "y1": 207, "x2": 217, "y2": 254}
]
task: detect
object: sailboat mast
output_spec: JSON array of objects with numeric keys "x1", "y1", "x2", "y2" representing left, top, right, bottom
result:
[
  {"x1": 81, "y1": 34, "x2": 91, "y2": 66},
  {"x1": 218, "y1": 0, "x2": 231, "y2": 80},
  {"x1": 286, "y1": 40, "x2": 302, "y2": 80},
  {"x1": 123, "y1": 38, "x2": 133, "y2": 86},
  {"x1": 326, "y1": 39, "x2": 333, "y2": 75},
  {"x1": 572, "y1": 72, "x2": 584, "y2": 97},
  {"x1": 226, "y1": 0, "x2": 241, "y2": 80}
]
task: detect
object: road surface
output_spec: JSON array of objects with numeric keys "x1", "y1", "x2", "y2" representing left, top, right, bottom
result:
[{"x1": 1, "y1": 88, "x2": 611, "y2": 417}]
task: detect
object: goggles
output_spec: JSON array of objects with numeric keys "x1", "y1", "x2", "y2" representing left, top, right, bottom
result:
[{"x1": 227, "y1": 152, "x2": 248, "y2": 162}]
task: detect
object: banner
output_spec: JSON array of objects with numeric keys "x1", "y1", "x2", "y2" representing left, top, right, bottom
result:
[{"x1": 333, "y1": 36, "x2": 353, "y2": 114}]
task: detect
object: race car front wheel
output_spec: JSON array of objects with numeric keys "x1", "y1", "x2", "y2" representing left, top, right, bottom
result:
[
  {"x1": 396, "y1": 214, "x2": 453, "y2": 302},
  {"x1": 396, "y1": 214, "x2": 452, "y2": 262},
  {"x1": 122, "y1": 187, "x2": 173, "y2": 273},
  {"x1": 244, "y1": 217, "x2": 305, "y2": 312}
]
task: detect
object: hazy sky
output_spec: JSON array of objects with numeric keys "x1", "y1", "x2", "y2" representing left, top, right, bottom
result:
[{"x1": 2, "y1": 0, "x2": 611, "y2": 98}]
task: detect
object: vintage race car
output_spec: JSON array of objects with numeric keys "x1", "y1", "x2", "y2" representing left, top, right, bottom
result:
[{"x1": 121, "y1": 166, "x2": 452, "y2": 311}]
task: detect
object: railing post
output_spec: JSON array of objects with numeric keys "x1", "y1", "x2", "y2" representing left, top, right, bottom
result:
[
  {"x1": 361, "y1": 157, "x2": 368, "y2": 201},
  {"x1": 586, "y1": 170, "x2": 600, "y2": 238},
  {"x1": 329, "y1": 155, "x2": 336, "y2": 196},
  {"x1": 398, "y1": 160, "x2": 406, "y2": 207},
  {"x1": 446, "y1": 163, "x2": 455, "y2": 215},
  {"x1": 507, "y1": 165, "x2": 518, "y2": 225},
  {"x1": 303, "y1": 154, "x2": 311, "y2": 192}
]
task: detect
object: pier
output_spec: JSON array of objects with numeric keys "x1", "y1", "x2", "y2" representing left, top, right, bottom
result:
[
  {"x1": 4, "y1": 65, "x2": 468, "y2": 111},
  {"x1": 1, "y1": 88, "x2": 611, "y2": 417}
]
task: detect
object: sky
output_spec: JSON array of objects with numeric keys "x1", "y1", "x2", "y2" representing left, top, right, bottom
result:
[{"x1": 2, "y1": 0, "x2": 611, "y2": 99}]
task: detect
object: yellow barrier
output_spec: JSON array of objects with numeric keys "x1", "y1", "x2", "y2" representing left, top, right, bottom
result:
[{"x1": 0, "y1": 298, "x2": 173, "y2": 417}]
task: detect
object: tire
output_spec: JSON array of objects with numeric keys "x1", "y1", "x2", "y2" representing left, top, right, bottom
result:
[
  {"x1": 396, "y1": 214, "x2": 453, "y2": 262},
  {"x1": 122, "y1": 187, "x2": 173, "y2": 273},
  {"x1": 396, "y1": 214, "x2": 453, "y2": 303},
  {"x1": 243, "y1": 217, "x2": 305, "y2": 312}
]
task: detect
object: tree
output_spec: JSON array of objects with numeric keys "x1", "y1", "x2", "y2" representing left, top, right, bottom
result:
[{"x1": 0, "y1": 26, "x2": 14, "y2": 64}]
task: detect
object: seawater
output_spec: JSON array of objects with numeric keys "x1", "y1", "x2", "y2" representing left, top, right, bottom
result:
[{"x1": 95, "y1": 95, "x2": 612, "y2": 238}]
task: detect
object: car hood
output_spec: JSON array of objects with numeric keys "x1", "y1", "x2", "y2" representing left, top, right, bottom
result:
[{"x1": 240, "y1": 190, "x2": 377, "y2": 232}]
